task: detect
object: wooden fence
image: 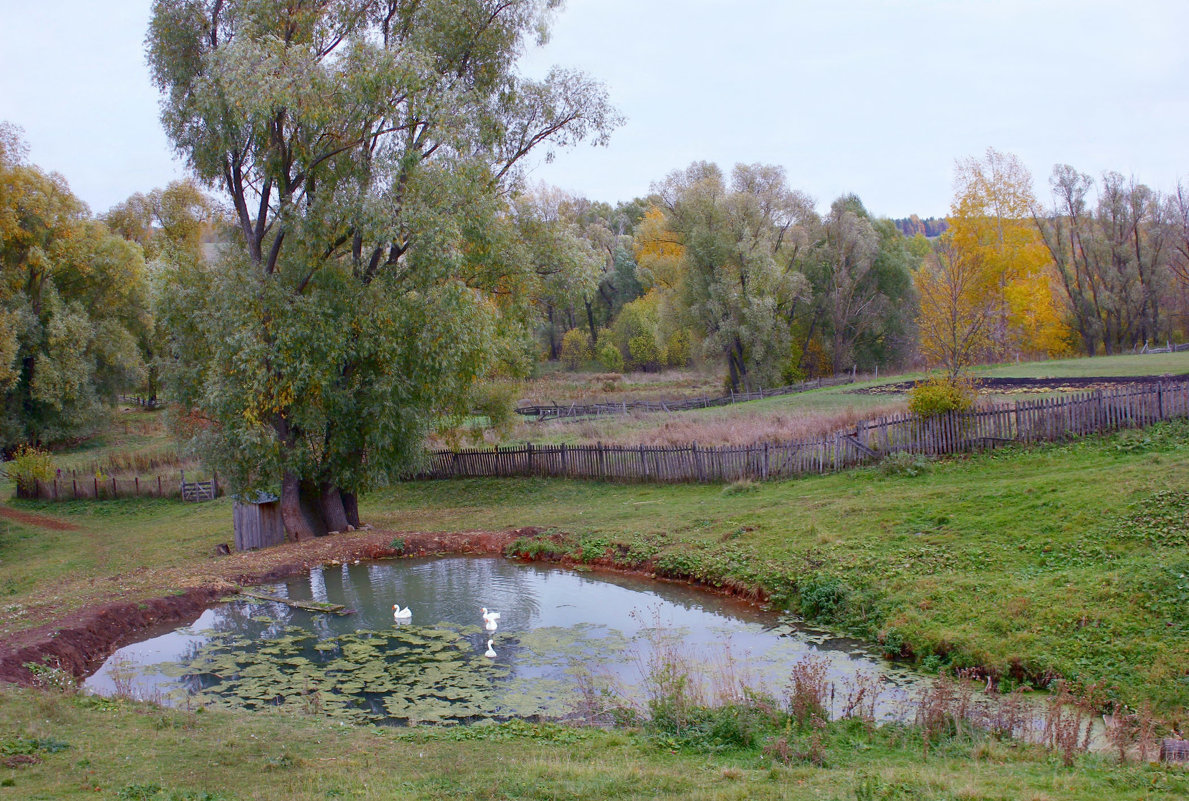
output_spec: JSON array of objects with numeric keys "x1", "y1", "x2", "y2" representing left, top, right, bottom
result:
[
  {"x1": 119, "y1": 393, "x2": 162, "y2": 410},
  {"x1": 18, "y1": 469, "x2": 221, "y2": 502},
  {"x1": 420, "y1": 382, "x2": 1189, "y2": 484},
  {"x1": 515, "y1": 376, "x2": 855, "y2": 421}
]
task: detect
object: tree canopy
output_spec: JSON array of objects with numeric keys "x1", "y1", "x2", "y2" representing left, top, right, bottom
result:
[
  {"x1": 0, "y1": 123, "x2": 150, "y2": 449},
  {"x1": 146, "y1": 0, "x2": 620, "y2": 538}
]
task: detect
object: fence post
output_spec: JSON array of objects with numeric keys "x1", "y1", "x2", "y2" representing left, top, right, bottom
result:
[
  {"x1": 597, "y1": 442, "x2": 606, "y2": 480},
  {"x1": 527, "y1": 442, "x2": 534, "y2": 475},
  {"x1": 180, "y1": 469, "x2": 186, "y2": 501},
  {"x1": 213, "y1": 471, "x2": 219, "y2": 498},
  {"x1": 762, "y1": 443, "x2": 770, "y2": 480},
  {"x1": 1158, "y1": 382, "x2": 1164, "y2": 419}
]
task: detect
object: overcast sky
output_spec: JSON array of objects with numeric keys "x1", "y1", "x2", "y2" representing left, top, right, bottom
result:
[{"x1": 2, "y1": 0, "x2": 1186, "y2": 219}]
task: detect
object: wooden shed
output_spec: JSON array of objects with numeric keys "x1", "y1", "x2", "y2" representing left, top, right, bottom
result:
[{"x1": 233, "y1": 492, "x2": 285, "y2": 551}]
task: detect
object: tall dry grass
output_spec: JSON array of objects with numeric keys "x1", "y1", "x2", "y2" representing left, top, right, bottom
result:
[
  {"x1": 518, "y1": 369, "x2": 721, "y2": 406},
  {"x1": 516, "y1": 402, "x2": 908, "y2": 447}
]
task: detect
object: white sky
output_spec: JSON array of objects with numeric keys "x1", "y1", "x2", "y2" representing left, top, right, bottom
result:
[{"x1": 1, "y1": 0, "x2": 1186, "y2": 218}]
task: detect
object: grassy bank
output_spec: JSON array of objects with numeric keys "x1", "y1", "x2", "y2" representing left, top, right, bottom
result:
[{"x1": 3, "y1": 685, "x2": 1188, "y2": 800}]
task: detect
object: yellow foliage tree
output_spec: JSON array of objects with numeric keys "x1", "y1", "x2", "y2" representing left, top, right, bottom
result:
[
  {"x1": 945, "y1": 148, "x2": 1068, "y2": 358},
  {"x1": 916, "y1": 238, "x2": 996, "y2": 378},
  {"x1": 633, "y1": 206, "x2": 685, "y2": 290}
]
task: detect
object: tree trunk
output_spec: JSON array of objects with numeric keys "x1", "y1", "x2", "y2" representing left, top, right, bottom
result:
[
  {"x1": 342, "y1": 491, "x2": 360, "y2": 528},
  {"x1": 584, "y1": 297, "x2": 598, "y2": 346},
  {"x1": 299, "y1": 478, "x2": 329, "y2": 536},
  {"x1": 281, "y1": 470, "x2": 321, "y2": 542},
  {"x1": 319, "y1": 481, "x2": 350, "y2": 533}
]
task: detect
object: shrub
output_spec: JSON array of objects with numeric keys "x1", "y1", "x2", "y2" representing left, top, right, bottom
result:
[
  {"x1": 596, "y1": 341, "x2": 624, "y2": 372},
  {"x1": 470, "y1": 381, "x2": 518, "y2": 435},
  {"x1": 560, "y1": 328, "x2": 593, "y2": 369},
  {"x1": 3, "y1": 444, "x2": 54, "y2": 496},
  {"x1": 907, "y1": 374, "x2": 977, "y2": 418},
  {"x1": 663, "y1": 329, "x2": 692, "y2": 368},
  {"x1": 628, "y1": 334, "x2": 662, "y2": 372},
  {"x1": 798, "y1": 575, "x2": 849, "y2": 622}
]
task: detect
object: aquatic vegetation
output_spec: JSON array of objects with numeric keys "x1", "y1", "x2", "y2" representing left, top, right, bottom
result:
[{"x1": 178, "y1": 618, "x2": 517, "y2": 725}]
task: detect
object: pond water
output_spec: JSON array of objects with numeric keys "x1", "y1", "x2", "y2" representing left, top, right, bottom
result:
[{"x1": 86, "y1": 556, "x2": 929, "y2": 725}]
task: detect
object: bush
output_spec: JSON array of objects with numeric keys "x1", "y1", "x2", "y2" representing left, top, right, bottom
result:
[
  {"x1": 663, "y1": 329, "x2": 693, "y2": 368},
  {"x1": 907, "y1": 374, "x2": 977, "y2": 418},
  {"x1": 628, "y1": 334, "x2": 662, "y2": 372},
  {"x1": 470, "y1": 381, "x2": 518, "y2": 435},
  {"x1": 596, "y1": 341, "x2": 624, "y2": 372},
  {"x1": 560, "y1": 328, "x2": 593, "y2": 369},
  {"x1": 3, "y1": 444, "x2": 54, "y2": 496}
]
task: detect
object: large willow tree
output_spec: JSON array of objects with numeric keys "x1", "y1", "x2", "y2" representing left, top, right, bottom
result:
[{"x1": 147, "y1": 0, "x2": 618, "y2": 539}]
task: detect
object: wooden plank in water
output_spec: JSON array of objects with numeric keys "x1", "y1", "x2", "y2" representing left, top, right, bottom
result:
[{"x1": 235, "y1": 589, "x2": 353, "y2": 615}]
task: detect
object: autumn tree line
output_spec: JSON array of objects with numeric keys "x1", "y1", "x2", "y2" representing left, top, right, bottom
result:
[
  {"x1": 516, "y1": 147, "x2": 1189, "y2": 386},
  {"x1": 1, "y1": 2, "x2": 1187, "y2": 539}
]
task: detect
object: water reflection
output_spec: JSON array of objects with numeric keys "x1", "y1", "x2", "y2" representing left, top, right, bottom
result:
[{"x1": 86, "y1": 556, "x2": 926, "y2": 723}]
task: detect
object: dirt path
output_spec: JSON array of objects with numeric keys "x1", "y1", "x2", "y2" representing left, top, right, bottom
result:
[
  {"x1": 0, "y1": 526, "x2": 536, "y2": 686},
  {"x1": 0, "y1": 505, "x2": 81, "y2": 531}
]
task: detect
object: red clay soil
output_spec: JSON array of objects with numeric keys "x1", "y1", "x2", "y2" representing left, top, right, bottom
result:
[
  {"x1": 0, "y1": 526, "x2": 535, "y2": 687},
  {"x1": 0, "y1": 504, "x2": 81, "y2": 531}
]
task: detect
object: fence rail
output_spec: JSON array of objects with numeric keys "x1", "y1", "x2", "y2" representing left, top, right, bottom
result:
[
  {"x1": 516, "y1": 376, "x2": 855, "y2": 421},
  {"x1": 16, "y1": 470, "x2": 221, "y2": 502},
  {"x1": 421, "y1": 382, "x2": 1189, "y2": 484}
]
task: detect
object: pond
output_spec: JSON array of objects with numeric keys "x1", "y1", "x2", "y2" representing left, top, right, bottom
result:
[{"x1": 86, "y1": 556, "x2": 928, "y2": 726}]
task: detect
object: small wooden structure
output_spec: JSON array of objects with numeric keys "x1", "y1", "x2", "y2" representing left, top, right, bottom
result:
[
  {"x1": 233, "y1": 492, "x2": 285, "y2": 552},
  {"x1": 1161, "y1": 738, "x2": 1189, "y2": 763}
]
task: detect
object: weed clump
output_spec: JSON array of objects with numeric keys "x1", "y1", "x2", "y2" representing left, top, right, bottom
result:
[
  {"x1": 722, "y1": 478, "x2": 759, "y2": 496},
  {"x1": 877, "y1": 451, "x2": 932, "y2": 478}
]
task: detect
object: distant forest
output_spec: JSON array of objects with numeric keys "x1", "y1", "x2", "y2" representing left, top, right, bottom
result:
[{"x1": 893, "y1": 216, "x2": 948, "y2": 238}]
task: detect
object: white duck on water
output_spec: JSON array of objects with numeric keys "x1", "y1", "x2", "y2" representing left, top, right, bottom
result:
[
  {"x1": 484, "y1": 639, "x2": 497, "y2": 658},
  {"x1": 480, "y1": 607, "x2": 501, "y2": 628},
  {"x1": 392, "y1": 604, "x2": 412, "y2": 621}
]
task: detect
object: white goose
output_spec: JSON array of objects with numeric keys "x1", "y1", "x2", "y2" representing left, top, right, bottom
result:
[
  {"x1": 392, "y1": 604, "x2": 412, "y2": 621},
  {"x1": 484, "y1": 639, "x2": 497, "y2": 658},
  {"x1": 480, "y1": 607, "x2": 501, "y2": 625}
]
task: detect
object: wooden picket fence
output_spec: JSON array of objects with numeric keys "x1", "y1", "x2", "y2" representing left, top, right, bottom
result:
[
  {"x1": 420, "y1": 382, "x2": 1189, "y2": 484},
  {"x1": 516, "y1": 376, "x2": 855, "y2": 421}
]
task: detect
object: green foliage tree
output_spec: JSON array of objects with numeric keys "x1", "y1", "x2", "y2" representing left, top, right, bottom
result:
[
  {"x1": 560, "y1": 327, "x2": 592, "y2": 369},
  {"x1": 104, "y1": 179, "x2": 220, "y2": 402},
  {"x1": 0, "y1": 123, "x2": 150, "y2": 449},
  {"x1": 146, "y1": 0, "x2": 619, "y2": 538},
  {"x1": 595, "y1": 340, "x2": 623, "y2": 372},
  {"x1": 798, "y1": 197, "x2": 919, "y2": 374},
  {"x1": 651, "y1": 162, "x2": 813, "y2": 391}
]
